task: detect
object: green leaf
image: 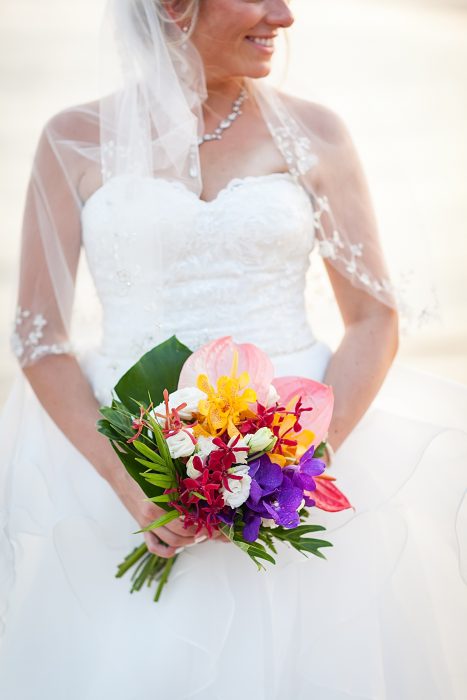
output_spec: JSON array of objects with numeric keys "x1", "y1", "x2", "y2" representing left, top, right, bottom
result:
[
  {"x1": 133, "y1": 440, "x2": 165, "y2": 464},
  {"x1": 228, "y1": 533, "x2": 276, "y2": 567},
  {"x1": 110, "y1": 443, "x2": 160, "y2": 499},
  {"x1": 145, "y1": 494, "x2": 174, "y2": 503},
  {"x1": 314, "y1": 442, "x2": 326, "y2": 458},
  {"x1": 294, "y1": 538, "x2": 330, "y2": 549},
  {"x1": 97, "y1": 419, "x2": 120, "y2": 440},
  {"x1": 292, "y1": 538, "x2": 333, "y2": 554},
  {"x1": 135, "y1": 509, "x2": 180, "y2": 533},
  {"x1": 281, "y1": 524, "x2": 327, "y2": 539},
  {"x1": 100, "y1": 405, "x2": 132, "y2": 432},
  {"x1": 142, "y1": 473, "x2": 175, "y2": 489},
  {"x1": 135, "y1": 457, "x2": 171, "y2": 474},
  {"x1": 257, "y1": 530, "x2": 278, "y2": 555},
  {"x1": 148, "y1": 418, "x2": 174, "y2": 466},
  {"x1": 114, "y1": 335, "x2": 192, "y2": 412}
]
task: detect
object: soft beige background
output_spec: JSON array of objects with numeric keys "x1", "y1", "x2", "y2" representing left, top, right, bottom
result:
[{"x1": 1, "y1": 0, "x2": 466, "y2": 406}]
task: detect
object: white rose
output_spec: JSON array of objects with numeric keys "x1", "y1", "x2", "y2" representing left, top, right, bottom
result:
[
  {"x1": 166, "y1": 429, "x2": 196, "y2": 459},
  {"x1": 153, "y1": 387, "x2": 205, "y2": 424},
  {"x1": 222, "y1": 473, "x2": 252, "y2": 508},
  {"x1": 186, "y1": 456, "x2": 203, "y2": 478},
  {"x1": 227, "y1": 434, "x2": 250, "y2": 465},
  {"x1": 195, "y1": 435, "x2": 217, "y2": 460},
  {"x1": 245, "y1": 427, "x2": 276, "y2": 454},
  {"x1": 186, "y1": 436, "x2": 217, "y2": 477},
  {"x1": 265, "y1": 384, "x2": 280, "y2": 408}
]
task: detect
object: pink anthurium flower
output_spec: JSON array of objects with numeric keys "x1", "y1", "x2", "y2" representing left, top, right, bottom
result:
[
  {"x1": 178, "y1": 336, "x2": 275, "y2": 405},
  {"x1": 272, "y1": 376, "x2": 334, "y2": 447}
]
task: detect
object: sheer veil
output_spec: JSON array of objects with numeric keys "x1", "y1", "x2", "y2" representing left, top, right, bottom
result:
[{"x1": 11, "y1": 0, "x2": 428, "y2": 369}]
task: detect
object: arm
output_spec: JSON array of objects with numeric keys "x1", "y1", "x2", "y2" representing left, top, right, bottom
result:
[
  {"x1": 322, "y1": 265, "x2": 399, "y2": 452},
  {"x1": 312, "y1": 107, "x2": 399, "y2": 452},
  {"x1": 15, "y1": 111, "x2": 203, "y2": 556},
  {"x1": 23, "y1": 354, "x2": 202, "y2": 557}
]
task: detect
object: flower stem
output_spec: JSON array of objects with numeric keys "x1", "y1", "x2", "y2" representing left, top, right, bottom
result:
[
  {"x1": 116, "y1": 542, "x2": 148, "y2": 578},
  {"x1": 116, "y1": 545, "x2": 177, "y2": 602},
  {"x1": 154, "y1": 556, "x2": 175, "y2": 602}
]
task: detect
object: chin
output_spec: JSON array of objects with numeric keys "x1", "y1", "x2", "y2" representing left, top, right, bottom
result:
[{"x1": 238, "y1": 60, "x2": 272, "y2": 80}]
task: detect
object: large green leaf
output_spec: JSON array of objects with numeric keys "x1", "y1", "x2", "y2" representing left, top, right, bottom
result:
[
  {"x1": 114, "y1": 335, "x2": 192, "y2": 412},
  {"x1": 111, "y1": 443, "x2": 162, "y2": 500},
  {"x1": 100, "y1": 405, "x2": 133, "y2": 433},
  {"x1": 97, "y1": 419, "x2": 121, "y2": 441}
]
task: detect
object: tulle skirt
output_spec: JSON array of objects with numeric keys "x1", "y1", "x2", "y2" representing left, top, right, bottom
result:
[{"x1": 0, "y1": 341, "x2": 466, "y2": 699}]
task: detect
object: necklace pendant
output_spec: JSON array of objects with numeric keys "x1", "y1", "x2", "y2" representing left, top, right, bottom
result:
[{"x1": 198, "y1": 85, "x2": 248, "y2": 147}]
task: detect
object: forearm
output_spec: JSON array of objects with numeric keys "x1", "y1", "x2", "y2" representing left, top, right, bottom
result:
[
  {"x1": 323, "y1": 309, "x2": 399, "y2": 452},
  {"x1": 23, "y1": 353, "x2": 123, "y2": 487},
  {"x1": 22, "y1": 353, "x2": 207, "y2": 553}
]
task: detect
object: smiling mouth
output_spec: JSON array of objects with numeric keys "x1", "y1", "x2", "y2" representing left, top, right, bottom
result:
[{"x1": 245, "y1": 36, "x2": 275, "y2": 49}]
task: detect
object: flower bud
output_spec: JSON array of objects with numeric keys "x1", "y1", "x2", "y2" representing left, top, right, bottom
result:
[
  {"x1": 265, "y1": 383, "x2": 280, "y2": 408},
  {"x1": 245, "y1": 427, "x2": 276, "y2": 454}
]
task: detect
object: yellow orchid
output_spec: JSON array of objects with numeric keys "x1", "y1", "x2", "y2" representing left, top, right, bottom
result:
[
  {"x1": 268, "y1": 394, "x2": 315, "y2": 467},
  {"x1": 193, "y1": 350, "x2": 257, "y2": 439}
]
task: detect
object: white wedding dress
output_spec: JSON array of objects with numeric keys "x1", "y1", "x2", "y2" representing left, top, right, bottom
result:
[{"x1": 1, "y1": 172, "x2": 466, "y2": 699}]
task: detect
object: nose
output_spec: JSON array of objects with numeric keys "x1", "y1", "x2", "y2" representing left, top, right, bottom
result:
[{"x1": 266, "y1": 0, "x2": 295, "y2": 29}]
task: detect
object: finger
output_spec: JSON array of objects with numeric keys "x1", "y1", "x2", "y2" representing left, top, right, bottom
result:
[
  {"x1": 167, "y1": 517, "x2": 198, "y2": 537},
  {"x1": 144, "y1": 531, "x2": 177, "y2": 559},
  {"x1": 210, "y1": 530, "x2": 230, "y2": 543},
  {"x1": 166, "y1": 521, "x2": 200, "y2": 539},
  {"x1": 185, "y1": 534, "x2": 209, "y2": 549},
  {"x1": 214, "y1": 534, "x2": 230, "y2": 543},
  {"x1": 155, "y1": 525, "x2": 196, "y2": 548}
]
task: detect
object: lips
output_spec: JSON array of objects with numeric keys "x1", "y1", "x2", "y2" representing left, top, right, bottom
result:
[{"x1": 245, "y1": 36, "x2": 275, "y2": 47}]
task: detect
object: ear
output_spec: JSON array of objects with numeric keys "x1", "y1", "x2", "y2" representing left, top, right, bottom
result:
[{"x1": 162, "y1": 1, "x2": 190, "y2": 24}]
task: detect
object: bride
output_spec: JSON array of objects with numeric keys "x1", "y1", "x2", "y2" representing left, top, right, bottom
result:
[{"x1": 1, "y1": 1, "x2": 466, "y2": 698}]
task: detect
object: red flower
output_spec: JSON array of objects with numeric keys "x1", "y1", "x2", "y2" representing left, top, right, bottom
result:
[
  {"x1": 126, "y1": 403, "x2": 153, "y2": 444},
  {"x1": 169, "y1": 435, "x2": 248, "y2": 535}
]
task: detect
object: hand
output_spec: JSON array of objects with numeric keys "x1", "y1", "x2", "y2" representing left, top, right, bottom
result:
[{"x1": 109, "y1": 466, "x2": 228, "y2": 558}]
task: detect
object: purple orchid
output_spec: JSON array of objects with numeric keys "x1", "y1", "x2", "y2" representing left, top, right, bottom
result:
[
  {"x1": 242, "y1": 447, "x2": 326, "y2": 542},
  {"x1": 285, "y1": 444, "x2": 326, "y2": 507}
]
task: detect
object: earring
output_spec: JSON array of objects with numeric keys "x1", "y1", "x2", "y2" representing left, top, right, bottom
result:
[{"x1": 181, "y1": 23, "x2": 191, "y2": 50}]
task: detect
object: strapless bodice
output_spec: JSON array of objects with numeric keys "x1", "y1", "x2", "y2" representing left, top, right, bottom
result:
[{"x1": 80, "y1": 173, "x2": 322, "y2": 402}]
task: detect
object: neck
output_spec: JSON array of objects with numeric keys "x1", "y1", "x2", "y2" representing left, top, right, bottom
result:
[{"x1": 203, "y1": 76, "x2": 246, "y2": 113}]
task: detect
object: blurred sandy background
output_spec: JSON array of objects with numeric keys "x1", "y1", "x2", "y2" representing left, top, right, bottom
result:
[{"x1": 1, "y1": 0, "x2": 466, "y2": 406}]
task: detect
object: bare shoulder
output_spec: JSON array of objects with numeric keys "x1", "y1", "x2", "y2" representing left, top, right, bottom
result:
[
  {"x1": 277, "y1": 91, "x2": 364, "y2": 190},
  {"x1": 42, "y1": 98, "x2": 100, "y2": 141},
  {"x1": 278, "y1": 91, "x2": 352, "y2": 147}
]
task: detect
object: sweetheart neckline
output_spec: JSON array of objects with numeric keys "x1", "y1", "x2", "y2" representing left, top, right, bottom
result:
[{"x1": 80, "y1": 171, "x2": 303, "y2": 216}]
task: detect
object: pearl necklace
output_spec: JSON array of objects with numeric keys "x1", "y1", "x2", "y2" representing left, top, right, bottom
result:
[{"x1": 198, "y1": 87, "x2": 248, "y2": 146}]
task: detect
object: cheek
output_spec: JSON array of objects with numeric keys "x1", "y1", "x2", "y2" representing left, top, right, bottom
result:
[{"x1": 197, "y1": 5, "x2": 265, "y2": 49}]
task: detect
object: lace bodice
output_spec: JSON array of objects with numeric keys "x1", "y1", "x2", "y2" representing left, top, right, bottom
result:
[{"x1": 79, "y1": 172, "x2": 318, "y2": 400}]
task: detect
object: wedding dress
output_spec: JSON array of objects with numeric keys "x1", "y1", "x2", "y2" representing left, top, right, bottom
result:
[{"x1": 0, "y1": 172, "x2": 466, "y2": 700}]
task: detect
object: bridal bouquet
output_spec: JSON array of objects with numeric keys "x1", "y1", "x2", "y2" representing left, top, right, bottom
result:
[{"x1": 98, "y1": 336, "x2": 351, "y2": 601}]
